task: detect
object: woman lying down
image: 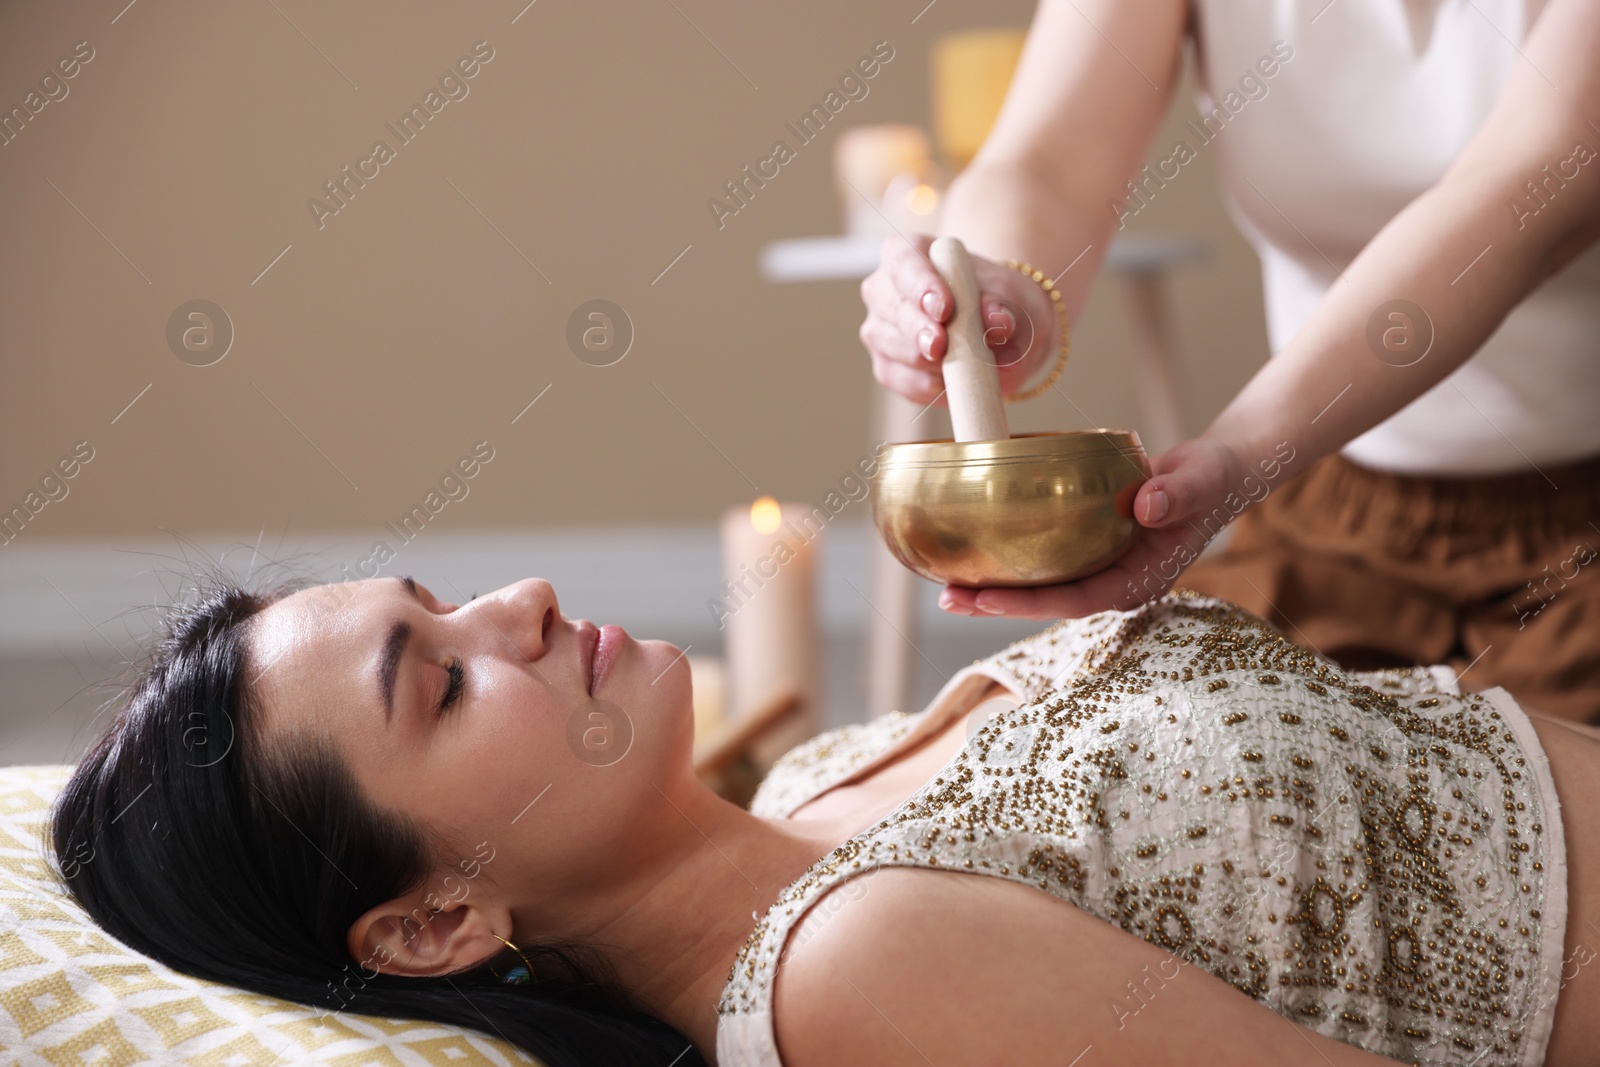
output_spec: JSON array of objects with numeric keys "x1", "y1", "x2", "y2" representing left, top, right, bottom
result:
[{"x1": 52, "y1": 577, "x2": 1600, "y2": 1067}]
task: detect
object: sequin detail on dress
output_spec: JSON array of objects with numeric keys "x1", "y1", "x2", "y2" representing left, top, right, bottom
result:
[
  {"x1": 750, "y1": 713, "x2": 918, "y2": 822},
  {"x1": 717, "y1": 592, "x2": 1567, "y2": 1067}
]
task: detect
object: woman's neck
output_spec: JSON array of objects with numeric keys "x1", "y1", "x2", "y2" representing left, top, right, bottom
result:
[
  {"x1": 597, "y1": 689, "x2": 1011, "y2": 1052},
  {"x1": 547, "y1": 777, "x2": 846, "y2": 1056}
]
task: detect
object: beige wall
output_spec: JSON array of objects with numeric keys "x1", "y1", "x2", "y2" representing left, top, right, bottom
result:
[{"x1": 0, "y1": 0, "x2": 1269, "y2": 541}]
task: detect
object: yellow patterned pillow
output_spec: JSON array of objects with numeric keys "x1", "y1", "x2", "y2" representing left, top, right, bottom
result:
[{"x1": 0, "y1": 765, "x2": 542, "y2": 1066}]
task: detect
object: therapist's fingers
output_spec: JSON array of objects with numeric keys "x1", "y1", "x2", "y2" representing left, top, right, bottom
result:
[
  {"x1": 977, "y1": 261, "x2": 1060, "y2": 394},
  {"x1": 861, "y1": 269, "x2": 944, "y2": 368},
  {"x1": 859, "y1": 305, "x2": 926, "y2": 369},
  {"x1": 883, "y1": 234, "x2": 948, "y2": 321},
  {"x1": 941, "y1": 520, "x2": 1211, "y2": 620},
  {"x1": 981, "y1": 301, "x2": 1020, "y2": 364},
  {"x1": 1132, "y1": 437, "x2": 1245, "y2": 529},
  {"x1": 866, "y1": 344, "x2": 946, "y2": 406},
  {"x1": 861, "y1": 234, "x2": 1067, "y2": 406},
  {"x1": 937, "y1": 437, "x2": 1260, "y2": 619}
]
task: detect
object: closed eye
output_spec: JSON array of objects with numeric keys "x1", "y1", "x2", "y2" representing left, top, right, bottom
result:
[{"x1": 440, "y1": 658, "x2": 466, "y2": 714}]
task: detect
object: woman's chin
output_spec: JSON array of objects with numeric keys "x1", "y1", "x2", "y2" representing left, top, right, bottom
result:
[
  {"x1": 605, "y1": 639, "x2": 689, "y2": 715},
  {"x1": 639, "y1": 638, "x2": 688, "y2": 674},
  {"x1": 642, "y1": 642, "x2": 698, "y2": 741}
]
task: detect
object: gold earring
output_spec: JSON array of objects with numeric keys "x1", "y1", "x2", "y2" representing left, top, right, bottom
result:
[{"x1": 492, "y1": 933, "x2": 535, "y2": 984}]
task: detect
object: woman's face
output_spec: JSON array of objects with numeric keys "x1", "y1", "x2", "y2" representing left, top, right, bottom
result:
[{"x1": 246, "y1": 576, "x2": 695, "y2": 912}]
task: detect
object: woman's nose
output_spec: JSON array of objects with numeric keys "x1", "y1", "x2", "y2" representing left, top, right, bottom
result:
[{"x1": 471, "y1": 578, "x2": 558, "y2": 664}]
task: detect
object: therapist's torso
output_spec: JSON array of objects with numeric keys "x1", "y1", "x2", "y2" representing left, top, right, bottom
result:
[{"x1": 1188, "y1": 0, "x2": 1600, "y2": 475}]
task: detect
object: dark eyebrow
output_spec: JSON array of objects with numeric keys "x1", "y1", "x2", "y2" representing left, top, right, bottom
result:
[
  {"x1": 377, "y1": 578, "x2": 422, "y2": 724},
  {"x1": 378, "y1": 620, "x2": 411, "y2": 725}
]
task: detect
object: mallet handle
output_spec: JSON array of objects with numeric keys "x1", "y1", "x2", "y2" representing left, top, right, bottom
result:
[{"x1": 929, "y1": 236, "x2": 1009, "y2": 443}]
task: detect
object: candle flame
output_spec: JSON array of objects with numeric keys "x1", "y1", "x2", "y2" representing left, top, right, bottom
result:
[
  {"x1": 750, "y1": 496, "x2": 782, "y2": 535},
  {"x1": 905, "y1": 184, "x2": 939, "y2": 215}
]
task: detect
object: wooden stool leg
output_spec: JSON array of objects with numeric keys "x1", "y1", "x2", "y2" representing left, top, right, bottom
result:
[
  {"x1": 866, "y1": 388, "x2": 924, "y2": 718},
  {"x1": 1122, "y1": 271, "x2": 1189, "y2": 456}
]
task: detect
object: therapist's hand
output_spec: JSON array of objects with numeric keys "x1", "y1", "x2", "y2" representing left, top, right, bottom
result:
[
  {"x1": 860, "y1": 234, "x2": 1058, "y2": 405},
  {"x1": 938, "y1": 437, "x2": 1249, "y2": 619}
]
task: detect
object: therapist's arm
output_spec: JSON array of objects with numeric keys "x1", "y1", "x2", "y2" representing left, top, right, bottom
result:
[
  {"x1": 951, "y1": 0, "x2": 1600, "y2": 619},
  {"x1": 859, "y1": 0, "x2": 1187, "y2": 403},
  {"x1": 1197, "y1": 0, "x2": 1600, "y2": 493}
]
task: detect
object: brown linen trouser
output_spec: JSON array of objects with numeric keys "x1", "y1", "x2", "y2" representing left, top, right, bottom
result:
[{"x1": 1175, "y1": 450, "x2": 1600, "y2": 723}]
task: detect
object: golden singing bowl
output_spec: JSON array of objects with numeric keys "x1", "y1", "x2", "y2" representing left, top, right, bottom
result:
[{"x1": 870, "y1": 429, "x2": 1151, "y2": 588}]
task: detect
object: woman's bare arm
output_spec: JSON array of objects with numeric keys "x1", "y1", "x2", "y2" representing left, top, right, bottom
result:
[{"x1": 772, "y1": 867, "x2": 1403, "y2": 1066}]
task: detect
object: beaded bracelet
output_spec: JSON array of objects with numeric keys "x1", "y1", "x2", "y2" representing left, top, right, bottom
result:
[{"x1": 1002, "y1": 259, "x2": 1071, "y2": 402}]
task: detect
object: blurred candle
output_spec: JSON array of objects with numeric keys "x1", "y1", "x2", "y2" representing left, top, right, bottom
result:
[
  {"x1": 686, "y1": 654, "x2": 727, "y2": 739},
  {"x1": 834, "y1": 124, "x2": 943, "y2": 238},
  {"x1": 718, "y1": 497, "x2": 819, "y2": 732}
]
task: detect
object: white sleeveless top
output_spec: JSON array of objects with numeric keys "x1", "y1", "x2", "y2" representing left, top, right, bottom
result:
[
  {"x1": 715, "y1": 592, "x2": 1568, "y2": 1067},
  {"x1": 1188, "y1": 0, "x2": 1600, "y2": 475}
]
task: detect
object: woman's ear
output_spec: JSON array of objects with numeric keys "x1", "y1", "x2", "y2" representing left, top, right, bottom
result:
[{"x1": 346, "y1": 889, "x2": 512, "y2": 978}]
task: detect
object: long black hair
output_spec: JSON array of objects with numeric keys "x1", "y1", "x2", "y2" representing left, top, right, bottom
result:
[{"x1": 51, "y1": 577, "x2": 705, "y2": 1067}]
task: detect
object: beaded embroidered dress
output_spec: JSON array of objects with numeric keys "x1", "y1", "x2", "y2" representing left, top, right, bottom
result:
[{"x1": 715, "y1": 592, "x2": 1568, "y2": 1067}]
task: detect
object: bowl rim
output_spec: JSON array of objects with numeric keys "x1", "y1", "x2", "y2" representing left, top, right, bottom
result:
[{"x1": 875, "y1": 429, "x2": 1146, "y2": 465}]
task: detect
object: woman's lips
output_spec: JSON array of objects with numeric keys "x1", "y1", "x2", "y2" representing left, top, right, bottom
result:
[
  {"x1": 577, "y1": 621, "x2": 600, "y2": 694},
  {"x1": 591, "y1": 624, "x2": 626, "y2": 693}
]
